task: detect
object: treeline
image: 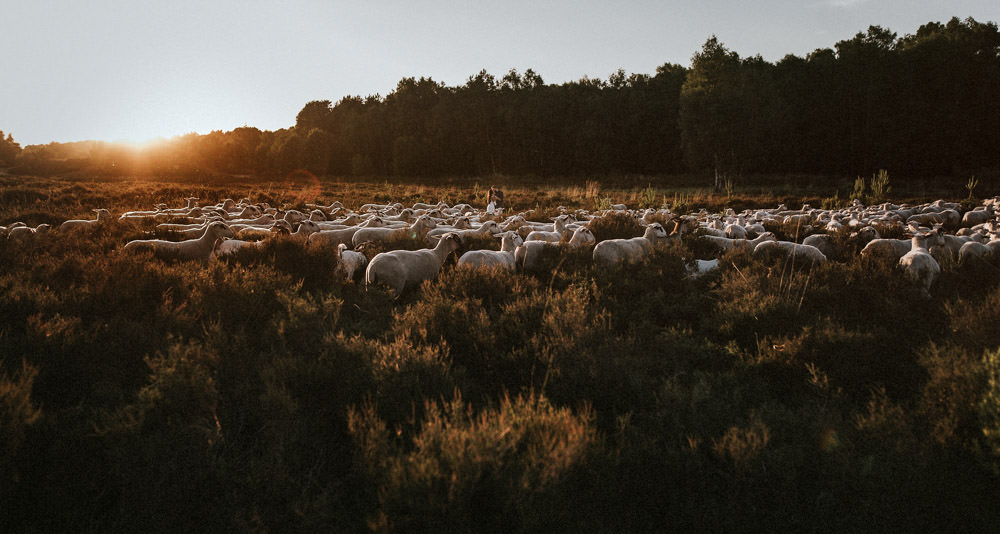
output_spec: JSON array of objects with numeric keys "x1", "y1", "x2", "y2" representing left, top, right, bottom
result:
[{"x1": 5, "y1": 17, "x2": 999, "y2": 181}]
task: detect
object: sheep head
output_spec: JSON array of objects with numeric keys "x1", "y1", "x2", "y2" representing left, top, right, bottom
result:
[
  {"x1": 437, "y1": 232, "x2": 463, "y2": 251},
  {"x1": 645, "y1": 223, "x2": 668, "y2": 241},
  {"x1": 568, "y1": 227, "x2": 595, "y2": 247},
  {"x1": 206, "y1": 222, "x2": 235, "y2": 241}
]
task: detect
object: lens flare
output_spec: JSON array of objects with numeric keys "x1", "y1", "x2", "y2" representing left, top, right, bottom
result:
[{"x1": 282, "y1": 169, "x2": 322, "y2": 206}]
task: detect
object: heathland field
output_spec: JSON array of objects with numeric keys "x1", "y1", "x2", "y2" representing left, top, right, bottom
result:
[{"x1": 2, "y1": 174, "x2": 1000, "y2": 532}]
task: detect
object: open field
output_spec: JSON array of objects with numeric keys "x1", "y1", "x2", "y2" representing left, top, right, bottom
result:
[{"x1": 2, "y1": 174, "x2": 1000, "y2": 532}]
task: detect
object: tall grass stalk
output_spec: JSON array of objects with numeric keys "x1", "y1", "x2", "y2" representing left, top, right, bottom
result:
[
  {"x1": 966, "y1": 175, "x2": 979, "y2": 200},
  {"x1": 870, "y1": 169, "x2": 891, "y2": 204}
]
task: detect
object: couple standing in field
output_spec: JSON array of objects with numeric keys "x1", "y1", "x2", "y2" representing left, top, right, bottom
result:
[{"x1": 487, "y1": 185, "x2": 504, "y2": 213}]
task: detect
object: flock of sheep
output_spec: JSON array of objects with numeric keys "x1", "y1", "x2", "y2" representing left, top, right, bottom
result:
[{"x1": 3, "y1": 194, "x2": 998, "y2": 297}]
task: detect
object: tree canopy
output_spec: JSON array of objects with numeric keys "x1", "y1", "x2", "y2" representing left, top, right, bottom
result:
[{"x1": 6, "y1": 17, "x2": 998, "y2": 182}]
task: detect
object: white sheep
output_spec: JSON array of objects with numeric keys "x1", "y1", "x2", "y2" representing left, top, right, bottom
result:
[
  {"x1": 958, "y1": 241, "x2": 991, "y2": 264},
  {"x1": 1, "y1": 222, "x2": 27, "y2": 237},
  {"x1": 427, "y1": 220, "x2": 500, "y2": 245},
  {"x1": 213, "y1": 238, "x2": 265, "y2": 257},
  {"x1": 119, "y1": 208, "x2": 170, "y2": 224},
  {"x1": 290, "y1": 220, "x2": 321, "y2": 239},
  {"x1": 752, "y1": 240, "x2": 827, "y2": 265},
  {"x1": 424, "y1": 218, "x2": 486, "y2": 242},
  {"x1": 687, "y1": 258, "x2": 720, "y2": 277},
  {"x1": 123, "y1": 221, "x2": 235, "y2": 261},
  {"x1": 364, "y1": 232, "x2": 463, "y2": 295},
  {"x1": 698, "y1": 232, "x2": 776, "y2": 256},
  {"x1": 457, "y1": 231, "x2": 523, "y2": 271},
  {"x1": 566, "y1": 226, "x2": 596, "y2": 247},
  {"x1": 961, "y1": 204, "x2": 995, "y2": 227},
  {"x1": 353, "y1": 215, "x2": 437, "y2": 248},
  {"x1": 157, "y1": 219, "x2": 219, "y2": 233},
  {"x1": 592, "y1": 223, "x2": 668, "y2": 266},
  {"x1": 938, "y1": 231, "x2": 986, "y2": 258},
  {"x1": 513, "y1": 241, "x2": 554, "y2": 271},
  {"x1": 724, "y1": 223, "x2": 748, "y2": 240},
  {"x1": 338, "y1": 243, "x2": 368, "y2": 280},
  {"x1": 860, "y1": 238, "x2": 913, "y2": 260},
  {"x1": 306, "y1": 200, "x2": 344, "y2": 213},
  {"x1": 514, "y1": 227, "x2": 595, "y2": 271},
  {"x1": 7, "y1": 223, "x2": 51, "y2": 243},
  {"x1": 224, "y1": 214, "x2": 275, "y2": 227},
  {"x1": 59, "y1": 209, "x2": 113, "y2": 231},
  {"x1": 307, "y1": 217, "x2": 387, "y2": 249},
  {"x1": 499, "y1": 215, "x2": 527, "y2": 232},
  {"x1": 524, "y1": 215, "x2": 571, "y2": 243},
  {"x1": 899, "y1": 233, "x2": 942, "y2": 296},
  {"x1": 236, "y1": 220, "x2": 292, "y2": 239},
  {"x1": 281, "y1": 210, "x2": 309, "y2": 224},
  {"x1": 801, "y1": 234, "x2": 838, "y2": 259}
]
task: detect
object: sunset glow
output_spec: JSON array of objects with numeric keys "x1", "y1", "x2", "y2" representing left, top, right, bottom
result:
[{"x1": 3, "y1": 1, "x2": 998, "y2": 146}]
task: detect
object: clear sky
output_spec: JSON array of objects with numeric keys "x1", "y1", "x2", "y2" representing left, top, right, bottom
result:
[{"x1": 2, "y1": 1, "x2": 997, "y2": 146}]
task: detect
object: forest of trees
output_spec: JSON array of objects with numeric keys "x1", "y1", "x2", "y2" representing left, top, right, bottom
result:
[{"x1": 4, "y1": 17, "x2": 998, "y2": 182}]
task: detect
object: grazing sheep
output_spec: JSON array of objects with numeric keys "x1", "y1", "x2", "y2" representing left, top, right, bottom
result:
[
  {"x1": 365, "y1": 232, "x2": 463, "y2": 295},
  {"x1": 281, "y1": 210, "x2": 309, "y2": 224},
  {"x1": 525, "y1": 215, "x2": 571, "y2": 243},
  {"x1": 307, "y1": 217, "x2": 387, "y2": 249},
  {"x1": 353, "y1": 215, "x2": 437, "y2": 248},
  {"x1": 237, "y1": 220, "x2": 292, "y2": 239},
  {"x1": 938, "y1": 232, "x2": 986, "y2": 258},
  {"x1": 500, "y1": 215, "x2": 527, "y2": 232},
  {"x1": 899, "y1": 233, "x2": 941, "y2": 296},
  {"x1": 566, "y1": 226, "x2": 596, "y2": 247},
  {"x1": 290, "y1": 220, "x2": 321, "y2": 239},
  {"x1": 513, "y1": 241, "x2": 555, "y2": 271},
  {"x1": 306, "y1": 200, "x2": 344, "y2": 213},
  {"x1": 360, "y1": 202, "x2": 403, "y2": 213},
  {"x1": 119, "y1": 209, "x2": 171, "y2": 224},
  {"x1": 907, "y1": 210, "x2": 957, "y2": 226},
  {"x1": 224, "y1": 214, "x2": 275, "y2": 227},
  {"x1": 724, "y1": 223, "x2": 747, "y2": 240},
  {"x1": 752, "y1": 240, "x2": 828, "y2": 265},
  {"x1": 425, "y1": 218, "x2": 490, "y2": 242},
  {"x1": 7, "y1": 223, "x2": 51, "y2": 243},
  {"x1": 60, "y1": 209, "x2": 112, "y2": 231},
  {"x1": 958, "y1": 241, "x2": 991, "y2": 264},
  {"x1": 168, "y1": 221, "x2": 229, "y2": 238},
  {"x1": 338, "y1": 243, "x2": 368, "y2": 281},
  {"x1": 157, "y1": 219, "x2": 220, "y2": 233},
  {"x1": 698, "y1": 232, "x2": 776, "y2": 256},
  {"x1": 514, "y1": 227, "x2": 595, "y2": 271},
  {"x1": 1, "y1": 222, "x2": 27, "y2": 237},
  {"x1": 961, "y1": 204, "x2": 995, "y2": 227},
  {"x1": 860, "y1": 238, "x2": 913, "y2": 260},
  {"x1": 687, "y1": 258, "x2": 720, "y2": 277},
  {"x1": 213, "y1": 238, "x2": 265, "y2": 257},
  {"x1": 457, "y1": 231, "x2": 523, "y2": 270},
  {"x1": 522, "y1": 214, "x2": 572, "y2": 234},
  {"x1": 801, "y1": 234, "x2": 839, "y2": 259},
  {"x1": 592, "y1": 223, "x2": 668, "y2": 266},
  {"x1": 429, "y1": 220, "x2": 500, "y2": 245},
  {"x1": 123, "y1": 221, "x2": 235, "y2": 261}
]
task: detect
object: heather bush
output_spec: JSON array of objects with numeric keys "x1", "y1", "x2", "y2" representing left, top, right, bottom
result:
[
  {"x1": 0, "y1": 361, "x2": 41, "y2": 496},
  {"x1": 348, "y1": 394, "x2": 596, "y2": 532},
  {"x1": 587, "y1": 211, "x2": 643, "y2": 241}
]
